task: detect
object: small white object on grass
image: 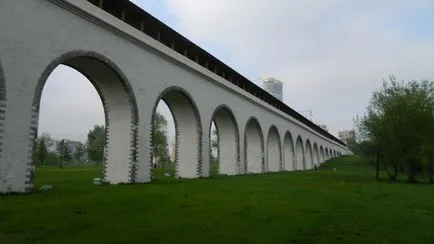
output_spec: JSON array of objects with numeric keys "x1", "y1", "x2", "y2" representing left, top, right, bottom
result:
[
  {"x1": 39, "y1": 185, "x2": 52, "y2": 191},
  {"x1": 93, "y1": 178, "x2": 103, "y2": 185},
  {"x1": 164, "y1": 173, "x2": 171, "y2": 177}
]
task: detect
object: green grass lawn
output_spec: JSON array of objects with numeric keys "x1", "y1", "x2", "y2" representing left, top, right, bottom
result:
[{"x1": 1, "y1": 156, "x2": 434, "y2": 244}]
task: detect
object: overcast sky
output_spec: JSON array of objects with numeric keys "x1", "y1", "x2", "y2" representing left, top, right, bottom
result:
[{"x1": 38, "y1": 0, "x2": 434, "y2": 143}]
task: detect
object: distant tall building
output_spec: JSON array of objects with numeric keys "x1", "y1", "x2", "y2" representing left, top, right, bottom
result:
[
  {"x1": 261, "y1": 77, "x2": 283, "y2": 101},
  {"x1": 317, "y1": 124, "x2": 328, "y2": 132}
]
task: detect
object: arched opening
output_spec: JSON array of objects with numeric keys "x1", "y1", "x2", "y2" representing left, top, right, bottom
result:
[
  {"x1": 210, "y1": 121, "x2": 218, "y2": 176},
  {"x1": 0, "y1": 61, "x2": 6, "y2": 165},
  {"x1": 150, "y1": 100, "x2": 176, "y2": 180},
  {"x1": 313, "y1": 143, "x2": 319, "y2": 168},
  {"x1": 210, "y1": 105, "x2": 239, "y2": 176},
  {"x1": 34, "y1": 51, "x2": 138, "y2": 187},
  {"x1": 295, "y1": 136, "x2": 304, "y2": 170},
  {"x1": 244, "y1": 117, "x2": 264, "y2": 174},
  {"x1": 267, "y1": 125, "x2": 282, "y2": 172},
  {"x1": 319, "y1": 146, "x2": 324, "y2": 165},
  {"x1": 283, "y1": 131, "x2": 295, "y2": 171},
  {"x1": 305, "y1": 140, "x2": 313, "y2": 170},
  {"x1": 325, "y1": 148, "x2": 329, "y2": 160},
  {"x1": 152, "y1": 87, "x2": 202, "y2": 179}
]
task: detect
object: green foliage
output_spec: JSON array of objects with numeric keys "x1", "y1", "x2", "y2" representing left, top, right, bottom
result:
[
  {"x1": 38, "y1": 132, "x2": 55, "y2": 149},
  {"x1": 152, "y1": 112, "x2": 171, "y2": 166},
  {"x1": 86, "y1": 125, "x2": 105, "y2": 163},
  {"x1": 36, "y1": 138, "x2": 48, "y2": 166},
  {"x1": 211, "y1": 127, "x2": 218, "y2": 149},
  {"x1": 34, "y1": 133, "x2": 89, "y2": 167},
  {"x1": 45, "y1": 151, "x2": 61, "y2": 166},
  {"x1": 210, "y1": 127, "x2": 218, "y2": 163},
  {"x1": 74, "y1": 144, "x2": 85, "y2": 164},
  {"x1": 57, "y1": 139, "x2": 71, "y2": 168},
  {"x1": 2, "y1": 156, "x2": 434, "y2": 243},
  {"x1": 34, "y1": 132, "x2": 56, "y2": 166},
  {"x1": 358, "y1": 75, "x2": 434, "y2": 182}
]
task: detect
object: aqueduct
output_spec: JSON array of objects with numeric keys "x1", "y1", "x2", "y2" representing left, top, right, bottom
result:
[{"x1": 0, "y1": 0, "x2": 349, "y2": 193}]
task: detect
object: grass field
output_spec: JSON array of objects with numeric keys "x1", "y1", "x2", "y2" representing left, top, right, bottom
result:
[{"x1": 1, "y1": 156, "x2": 434, "y2": 244}]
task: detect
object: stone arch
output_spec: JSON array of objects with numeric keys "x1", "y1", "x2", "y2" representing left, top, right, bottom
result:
[
  {"x1": 283, "y1": 131, "x2": 295, "y2": 171},
  {"x1": 152, "y1": 86, "x2": 202, "y2": 179},
  {"x1": 305, "y1": 140, "x2": 313, "y2": 170},
  {"x1": 267, "y1": 125, "x2": 282, "y2": 172},
  {"x1": 319, "y1": 146, "x2": 324, "y2": 164},
  {"x1": 32, "y1": 50, "x2": 139, "y2": 187},
  {"x1": 313, "y1": 143, "x2": 319, "y2": 168},
  {"x1": 325, "y1": 148, "x2": 329, "y2": 160},
  {"x1": 244, "y1": 117, "x2": 264, "y2": 174},
  {"x1": 295, "y1": 136, "x2": 304, "y2": 170},
  {"x1": 210, "y1": 104, "x2": 240, "y2": 176},
  {"x1": 0, "y1": 61, "x2": 6, "y2": 168}
]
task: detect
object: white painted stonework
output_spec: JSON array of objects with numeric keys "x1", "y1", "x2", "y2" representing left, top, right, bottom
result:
[{"x1": 0, "y1": 0, "x2": 350, "y2": 193}]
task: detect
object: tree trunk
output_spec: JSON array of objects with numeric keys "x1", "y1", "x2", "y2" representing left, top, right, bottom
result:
[
  {"x1": 376, "y1": 151, "x2": 380, "y2": 180},
  {"x1": 393, "y1": 164, "x2": 398, "y2": 180},
  {"x1": 408, "y1": 169, "x2": 416, "y2": 183},
  {"x1": 407, "y1": 157, "x2": 420, "y2": 183},
  {"x1": 384, "y1": 160, "x2": 398, "y2": 181},
  {"x1": 429, "y1": 152, "x2": 433, "y2": 183},
  {"x1": 387, "y1": 164, "x2": 398, "y2": 181}
]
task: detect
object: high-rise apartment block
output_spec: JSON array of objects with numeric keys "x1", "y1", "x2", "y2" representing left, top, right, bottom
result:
[
  {"x1": 261, "y1": 77, "x2": 283, "y2": 101},
  {"x1": 317, "y1": 124, "x2": 328, "y2": 132}
]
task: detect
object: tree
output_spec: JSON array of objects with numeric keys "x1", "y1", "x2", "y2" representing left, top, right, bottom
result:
[
  {"x1": 359, "y1": 75, "x2": 434, "y2": 182},
  {"x1": 46, "y1": 151, "x2": 61, "y2": 166},
  {"x1": 57, "y1": 139, "x2": 71, "y2": 169},
  {"x1": 38, "y1": 132, "x2": 55, "y2": 151},
  {"x1": 152, "y1": 112, "x2": 170, "y2": 167},
  {"x1": 37, "y1": 137, "x2": 48, "y2": 166},
  {"x1": 33, "y1": 133, "x2": 56, "y2": 166},
  {"x1": 210, "y1": 126, "x2": 218, "y2": 163},
  {"x1": 74, "y1": 143, "x2": 85, "y2": 164},
  {"x1": 86, "y1": 125, "x2": 106, "y2": 163}
]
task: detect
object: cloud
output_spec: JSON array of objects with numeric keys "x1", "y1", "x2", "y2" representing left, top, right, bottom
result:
[{"x1": 161, "y1": 0, "x2": 434, "y2": 135}]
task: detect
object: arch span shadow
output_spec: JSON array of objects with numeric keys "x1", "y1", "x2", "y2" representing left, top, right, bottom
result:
[
  {"x1": 295, "y1": 136, "x2": 304, "y2": 170},
  {"x1": 0, "y1": 61, "x2": 6, "y2": 170},
  {"x1": 305, "y1": 140, "x2": 313, "y2": 170},
  {"x1": 283, "y1": 131, "x2": 295, "y2": 171},
  {"x1": 152, "y1": 86, "x2": 202, "y2": 179},
  {"x1": 210, "y1": 105, "x2": 240, "y2": 176},
  {"x1": 244, "y1": 117, "x2": 264, "y2": 174},
  {"x1": 267, "y1": 125, "x2": 282, "y2": 172}
]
